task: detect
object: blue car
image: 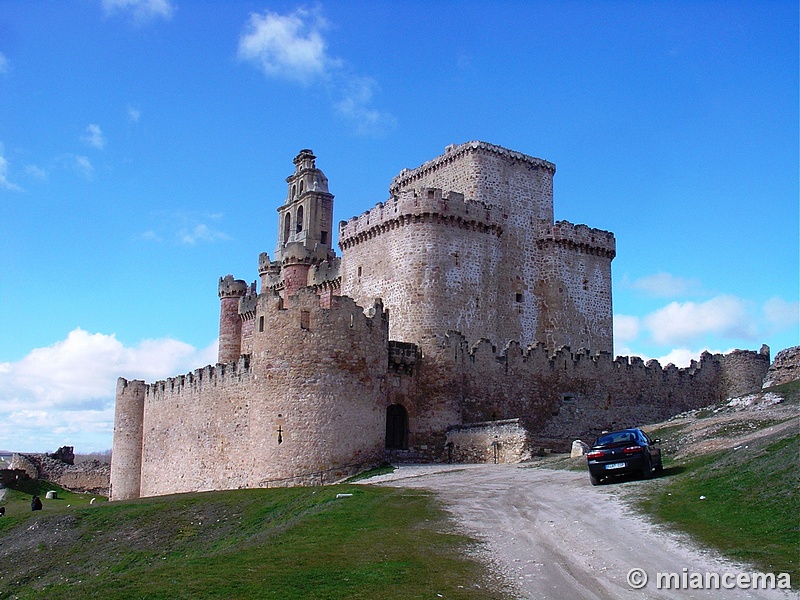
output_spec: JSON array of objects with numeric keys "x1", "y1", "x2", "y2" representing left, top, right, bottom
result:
[{"x1": 586, "y1": 428, "x2": 663, "y2": 486}]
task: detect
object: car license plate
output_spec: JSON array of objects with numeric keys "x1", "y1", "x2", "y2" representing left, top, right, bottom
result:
[{"x1": 605, "y1": 462, "x2": 625, "y2": 470}]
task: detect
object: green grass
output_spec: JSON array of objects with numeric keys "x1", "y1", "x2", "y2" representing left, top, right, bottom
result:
[
  {"x1": 0, "y1": 483, "x2": 507, "y2": 599},
  {"x1": 0, "y1": 478, "x2": 106, "y2": 531},
  {"x1": 638, "y1": 430, "x2": 800, "y2": 583}
]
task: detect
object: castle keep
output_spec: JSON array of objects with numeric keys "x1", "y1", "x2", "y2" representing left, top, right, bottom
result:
[{"x1": 111, "y1": 142, "x2": 769, "y2": 500}]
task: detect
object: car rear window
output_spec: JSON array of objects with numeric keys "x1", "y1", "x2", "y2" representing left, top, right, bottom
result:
[{"x1": 595, "y1": 431, "x2": 636, "y2": 446}]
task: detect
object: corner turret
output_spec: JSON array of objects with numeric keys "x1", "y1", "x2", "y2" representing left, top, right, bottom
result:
[{"x1": 218, "y1": 274, "x2": 248, "y2": 363}]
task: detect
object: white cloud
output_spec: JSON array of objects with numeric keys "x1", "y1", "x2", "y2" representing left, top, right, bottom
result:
[
  {"x1": 762, "y1": 297, "x2": 799, "y2": 331},
  {"x1": 102, "y1": 0, "x2": 175, "y2": 23},
  {"x1": 334, "y1": 76, "x2": 396, "y2": 136},
  {"x1": 625, "y1": 272, "x2": 703, "y2": 298},
  {"x1": 613, "y1": 314, "x2": 640, "y2": 346},
  {"x1": 238, "y1": 8, "x2": 393, "y2": 136},
  {"x1": 25, "y1": 164, "x2": 48, "y2": 180},
  {"x1": 74, "y1": 155, "x2": 94, "y2": 178},
  {"x1": 138, "y1": 213, "x2": 230, "y2": 245},
  {"x1": 643, "y1": 295, "x2": 756, "y2": 346},
  {"x1": 179, "y1": 223, "x2": 231, "y2": 245},
  {"x1": 238, "y1": 8, "x2": 336, "y2": 84},
  {"x1": 137, "y1": 229, "x2": 162, "y2": 242},
  {"x1": 82, "y1": 124, "x2": 106, "y2": 149},
  {"x1": 0, "y1": 328, "x2": 218, "y2": 452},
  {"x1": 0, "y1": 52, "x2": 9, "y2": 75},
  {"x1": 0, "y1": 144, "x2": 23, "y2": 192},
  {"x1": 655, "y1": 348, "x2": 714, "y2": 368},
  {"x1": 127, "y1": 106, "x2": 141, "y2": 123}
]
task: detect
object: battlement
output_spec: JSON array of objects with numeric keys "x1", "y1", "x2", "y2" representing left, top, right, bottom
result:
[
  {"x1": 438, "y1": 330, "x2": 767, "y2": 393},
  {"x1": 138, "y1": 355, "x2": 253, "y2": 399},
  {"x1": 238, "y1": 281, "x2": 258, "y2": 320},
  {"x1": 307, "y1": 257, "x2": 341, "y2": 289},
  {"x1": 265, "y1": 287, "x2": 389, "y2": 331},
  {"x1": 389, "y1": 141, "x2": 555, "y2": 195},
  {"x1": 218, "y1": 274, "x2": 248, "y2": 298},
  {"x1": 339, "y1": 187, "x2": 503, "y2": 249},
  {"x1": 275, "y1": 240, "x2": 331, "y2": 266},
  {"x1": 536, "y1": 220, "x2": 616, "y2": 258}
]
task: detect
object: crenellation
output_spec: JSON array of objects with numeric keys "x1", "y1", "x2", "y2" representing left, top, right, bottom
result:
[
  {"x1": 338, "y1": 187, "x2": 502, "y2": 249},
  {"x1": 389, "y1": 141, "x2": 556, "y2": 195}
]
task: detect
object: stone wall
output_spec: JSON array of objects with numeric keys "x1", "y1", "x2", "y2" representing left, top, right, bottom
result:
[
  {"x1": 114, "y1": 288, "x2": 390, "y2": 500},
  {"x1": 445, "y1": 419, "x2": 532, "y2": 463},
  {"x1": 718, "y1": 346, "x2": 772, "y2": 397},
  {"x1": 763, "y1": 345, "x2": 800, "y2": 387},
  {"x1": 11, "y1": 451, "x2": 110, "y2": 495},
  {"x1": 398, "y1": 335, "x2": 771, "y2": 458},
  {"x1": 535, "y1": 222, "x2": 615, "y2": 352},
  {"x1": 340, "y1": 188, "x2": 505, "y2": 345},
  {"x1": 9, "y1": 453, "x2": 37, "y2": 479},
  {"x1": 389, "y1": 141, "x2": 556, "y2": 222}
]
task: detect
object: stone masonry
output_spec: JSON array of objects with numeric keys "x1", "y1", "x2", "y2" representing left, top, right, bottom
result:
[
  {"x1": 111, "y1": 142, "x2": 772, "y2": 500},
  {"x1": 9, "y1": 447, "x2": 110, "y2": 495}
]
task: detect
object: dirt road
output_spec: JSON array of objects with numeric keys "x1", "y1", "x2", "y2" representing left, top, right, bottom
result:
[{"x1": 362, "y1": 464, "x2": 797, "y2": 599}]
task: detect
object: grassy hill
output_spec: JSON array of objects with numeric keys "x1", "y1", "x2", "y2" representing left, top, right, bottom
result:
[
  {"x1": 639, "y1": 381, "x2": 799, "y2": 583},
  {"x1": 0, "y1": 480, "x2": 507, "y2": 599}
]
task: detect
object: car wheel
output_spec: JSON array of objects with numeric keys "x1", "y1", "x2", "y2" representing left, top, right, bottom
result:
[
  {"x1": 589, "y1": 472, "x2": 601, "y2": 486},
  {"x1": 641, "y1": 455, "x2": 653, "y2": 480}
]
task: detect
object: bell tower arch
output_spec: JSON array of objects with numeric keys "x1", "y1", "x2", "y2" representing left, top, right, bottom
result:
[{"x1": 273, "y1": 149, "x2": 335, "y2": 298}]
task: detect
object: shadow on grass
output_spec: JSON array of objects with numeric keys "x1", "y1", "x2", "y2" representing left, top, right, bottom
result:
[
  {"x1": 596, "y1": 465, "x2": 688, "y2": 486},
  {"x1": 658, "y1": 465, "x2": 688, "y2": 478}
]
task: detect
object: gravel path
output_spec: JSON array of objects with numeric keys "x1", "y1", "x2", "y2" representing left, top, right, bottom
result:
[{"x1": 360, "y1": 464, "x2": 797, "y2": 600}]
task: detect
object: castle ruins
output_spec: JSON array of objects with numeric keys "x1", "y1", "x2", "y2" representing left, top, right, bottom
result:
[{"x1": 111, "y1": 142, "x2": 770, "y2": 500}]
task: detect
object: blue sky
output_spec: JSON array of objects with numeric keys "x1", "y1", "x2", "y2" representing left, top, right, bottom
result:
[{"x1": 0, "y1": 0, "x2": 797, "y2": 452}]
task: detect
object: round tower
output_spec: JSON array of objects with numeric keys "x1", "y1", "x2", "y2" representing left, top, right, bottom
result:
[
  {"x1": 110, "y1": 378, "x2": 146, "y2": 501},
  {"x1": 218, "y1": 275, "x2": 248, "y2": 364}
]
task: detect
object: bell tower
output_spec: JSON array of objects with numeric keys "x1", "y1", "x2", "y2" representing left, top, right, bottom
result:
[{"x1": 273, "y1": 149, "x2": 335, "y2": 298}]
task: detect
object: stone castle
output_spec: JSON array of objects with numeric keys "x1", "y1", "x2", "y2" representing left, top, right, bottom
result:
[{"x1": 111, "y1": 142, "x2": 770, "y2": 500}]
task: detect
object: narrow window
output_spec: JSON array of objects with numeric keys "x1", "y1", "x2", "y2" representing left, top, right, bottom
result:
[
  {"x1": 258, "y1": 316, "x2": 264, "y2": 332},
  {"x1": 296, "y1": 206, "x2": 304, "y2": 233},
  {"x1": 320, "y1": 230, "x2": 328, "y2": 245},
  {"x1": 299, "y1": 180, "x2": 305, "y2": 194},
  {"x1": 515, "y1": 292, "x2": 523, "y2": 303},
  {"x1": 357, "y1": 266, "x2": 362, "y2": 278},
  {"x1": 283, "y1": 214, "x2": 291, "y2": 243},
  {"x1": 300, "y1": 310, "x2": 310, "y2": 330},
  {"x1": 350, "y1": 314, "x2": 354, "y2": 328},
  {"x1": 291, "y1": 184, "x2": 296, "y2": 198}
]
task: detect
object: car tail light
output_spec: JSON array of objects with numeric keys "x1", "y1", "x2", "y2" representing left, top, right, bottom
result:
[
  {"x1": 587, "y1": 451, "x2": 604, "y2": 459},
  {"x1": 623, "y1": 446, "x2": 643, "y2": 454}
]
